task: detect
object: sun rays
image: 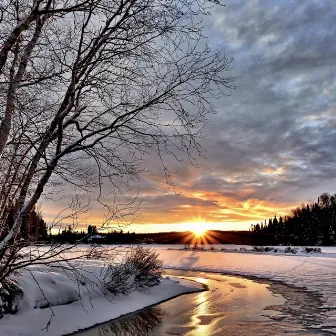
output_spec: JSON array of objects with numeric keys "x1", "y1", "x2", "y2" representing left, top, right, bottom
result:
[
  {"x1": 192, "y1": 222, "x2": 208, "y2": 236},
  {"x1": 174, "y1": 221, "x2": 228, "y2": 245}
]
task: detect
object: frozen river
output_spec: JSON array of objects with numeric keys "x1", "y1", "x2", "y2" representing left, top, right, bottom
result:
[{"x1": 73, "y1": 269, "x2": 330, "y2": 336}]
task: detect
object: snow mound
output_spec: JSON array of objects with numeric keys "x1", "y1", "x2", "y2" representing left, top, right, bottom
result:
[{"x1": 0, "y1": 259, "x2": 202, "y2": 336}]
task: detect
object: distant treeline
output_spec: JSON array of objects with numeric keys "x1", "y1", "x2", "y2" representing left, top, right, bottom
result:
[
  {"x1": 49, "y1": 224, "x2": 264, "y2": 245},
  {"x1": 133, "y1": 230, "x2": 275, "y2": 245},
  {"x1": 50, "y1": 227, "x2": 289, "y2": 246},
  {"x1": 52, "y1": 225, "x2": 137, "y2": 244},
  {"x1": 250, "y1": 193, "x2": 336, "y2": 246}
]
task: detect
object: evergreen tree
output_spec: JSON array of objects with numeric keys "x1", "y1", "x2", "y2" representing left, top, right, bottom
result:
[{"x1": 251, "y1": 193, "x2": 336, "y2": 246}]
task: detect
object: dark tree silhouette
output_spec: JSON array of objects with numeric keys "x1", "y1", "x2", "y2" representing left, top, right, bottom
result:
[{"x1": 251, "y1": 193, "x2": 336, "y2": 246}]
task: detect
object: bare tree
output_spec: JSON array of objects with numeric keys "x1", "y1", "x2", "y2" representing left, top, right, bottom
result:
[
  {"x1": 0, "y1": 0, "x2": 234, "y2": 292},
  {"x1": 0, "y1": 0, "x2": 101, "y2": 155}
]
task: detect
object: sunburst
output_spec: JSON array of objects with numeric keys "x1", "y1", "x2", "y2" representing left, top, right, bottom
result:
[{"x1": 193, "y1": 222, "x2": 208, "y2": 236}]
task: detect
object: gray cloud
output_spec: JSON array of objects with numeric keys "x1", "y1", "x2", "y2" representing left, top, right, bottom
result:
[
  {"x1": 44, "y1": 1, "x2": 336, "y2": 229},
  {"x1": 189, "y1": 0, "x2": 336, "y2": 203}
]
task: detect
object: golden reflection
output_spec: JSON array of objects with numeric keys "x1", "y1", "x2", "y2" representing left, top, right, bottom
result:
[
  {"x1": 194, "y1": 277, "x2": 207, "y2": 284},
  {"x1": 195, "y1": 291, "x2": 208, "y2": 315},
  {"x1": 187, "y1": 279, "x2": 217, "y2": 336},
  {"x1": 190, "y1": 291, "x2": 209, "y2": 336}
]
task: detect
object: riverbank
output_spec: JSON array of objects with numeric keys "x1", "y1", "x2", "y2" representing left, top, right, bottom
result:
[{"x1": 0, "y1": 268, "x2": 203, "y2": 336}]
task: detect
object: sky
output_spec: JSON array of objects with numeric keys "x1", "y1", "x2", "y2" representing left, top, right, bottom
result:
[{"x1": 43, "y1": 0, "x2": 336, "y2": 233}]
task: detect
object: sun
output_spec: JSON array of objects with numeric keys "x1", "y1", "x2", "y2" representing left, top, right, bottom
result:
[{"x1": 193, "y1": 222, "x2": 208, "y2": 236}]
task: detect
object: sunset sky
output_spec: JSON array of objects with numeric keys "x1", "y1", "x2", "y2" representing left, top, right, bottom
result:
[{"x1": 43, "y1": 0, "x2": 336, "y2": 233}]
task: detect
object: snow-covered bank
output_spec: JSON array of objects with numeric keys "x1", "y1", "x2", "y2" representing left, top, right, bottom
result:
[
  {"x1": 153, "y1": 243, "x2": 336, "y2": 255},
  {"x1": 166, "y1": 245, "x2": 324, "y2": 255},
  {"x1": 0, "y1": 263, "x2": 202, "y2": 336},
  {"x1": 0, "y1": 247, "x2": 203, "y2": 336},
  {"x1": 154, "y1": 247, "x2": 336, "y2": 332}
]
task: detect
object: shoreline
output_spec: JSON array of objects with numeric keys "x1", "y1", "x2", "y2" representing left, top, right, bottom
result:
[
  {"x1": 70, "y1": 278, "x2": 208, "y2": 336},
  {"x1": 0, "y1": 276, "x2": 203, "y2": 336}
]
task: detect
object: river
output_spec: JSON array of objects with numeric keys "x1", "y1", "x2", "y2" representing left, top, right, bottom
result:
[{"x1": 72, "y1": 269, "x2": 330, "y2": 336}]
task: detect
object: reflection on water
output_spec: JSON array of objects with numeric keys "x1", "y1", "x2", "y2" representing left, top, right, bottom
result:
[
  {"x1": 160, "y1": 274, "x2": 286, "y2": 336},
  {"x1": 79, "y1": 307, "x2": 164, "y2": 336},
  {"x1": 75, "y1": 271, "x2": 329, "y2": 336}
]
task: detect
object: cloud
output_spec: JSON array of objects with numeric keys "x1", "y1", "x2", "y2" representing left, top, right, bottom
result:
[{"x1": 43, "y1": 0, "x2": 336, "y2": 231}]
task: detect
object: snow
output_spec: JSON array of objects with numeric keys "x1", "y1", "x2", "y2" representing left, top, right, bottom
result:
[
  {"x1": 0, "y1": 258, "x2": 202, "y2": 336},
  {"x1": 2, "y1": 244, "x2": 336, "y2": 334},
  {"x1": 153, "y1": 243, "x2": 336, "y2": 255}
]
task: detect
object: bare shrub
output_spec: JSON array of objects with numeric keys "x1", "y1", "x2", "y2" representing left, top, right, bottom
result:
[
  {"x1": 303, "y1": 247, "x2": 322, "y2": 254},
  {"x1": 284, "y1": 247, "x2": 298, "y2": 254},
  {"x1": 103, "y1": 247, "x2": 162, "y2": 295},
  {"x1": 252, "y1": 246, "x2": 265, "y2": 252},
  {"x1": 0, "y1": 278, "x2": 22, "y2": 318},
  {"x1": 85, "y1": 246, "x2": 107, "y2": 260},
  {"x1": 264, "y1": 247, "x2": 274, "y2": 252}
]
